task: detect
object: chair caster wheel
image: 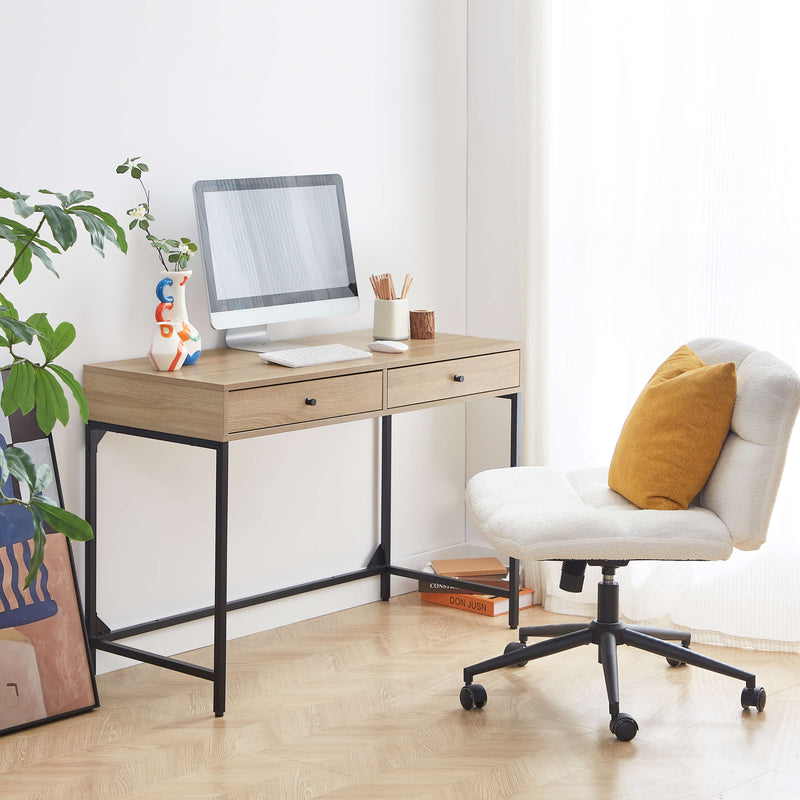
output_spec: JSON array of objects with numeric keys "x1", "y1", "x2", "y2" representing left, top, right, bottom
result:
[
  {"x1": 741, "y1": 686, "x2": 766, "y2": 711},
  {"x1": 610, "y1": 713, "x2": 638, "y2": 741},
  {"x1": 504, "y1": 641, "x2": 528, "y2": 666},
  {"x1": 460, "y1": 684, "x2": 487, "y2": 710},
  {"x1": 666, "y1": 642, "x2": 690, "y2": 667}
]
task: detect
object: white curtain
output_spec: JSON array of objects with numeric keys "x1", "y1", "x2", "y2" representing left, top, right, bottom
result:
[{"x1": 525, "y1": 0, "x2": 800, "y2": 651}]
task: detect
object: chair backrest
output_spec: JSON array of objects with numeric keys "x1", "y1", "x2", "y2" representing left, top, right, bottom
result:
[{"x1": 690, "y1": 338, "x2": 800, "y2": 550}]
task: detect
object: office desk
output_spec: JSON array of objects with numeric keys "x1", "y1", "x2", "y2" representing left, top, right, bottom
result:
[{"x1": 83, "y1": 330, "x2": 522, "y2": 716}]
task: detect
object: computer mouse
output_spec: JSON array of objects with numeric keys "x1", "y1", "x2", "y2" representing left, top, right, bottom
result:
[{"x1": 369, "y1": 340, "x2": 409, "y2": 353}]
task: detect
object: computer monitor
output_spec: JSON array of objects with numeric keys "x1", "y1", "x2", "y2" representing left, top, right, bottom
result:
[{"x1": 193, "y1": 173, "x2": 360, "y2": 352}]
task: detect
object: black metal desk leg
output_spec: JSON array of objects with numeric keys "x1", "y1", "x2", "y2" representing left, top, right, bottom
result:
[
  {"x1": 84, "y1": 423, "x2": 105, "y2": 673},
  {"x1": 379, "y1": 415, "x2": 392, "y2": 601},
  {"x1": 213, "y1": 442, "x2": 229, "y2": 717},
  {"x1": 508, "y1": 393, "x2": 522, "y2": 629},
  {"x1": 509, "y1": 392, "x2": 521, "y2": 469}
]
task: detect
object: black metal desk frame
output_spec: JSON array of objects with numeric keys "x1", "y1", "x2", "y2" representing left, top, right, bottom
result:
[{"x1": 84, "y1": 393, "x2": 521, "y2": 717}]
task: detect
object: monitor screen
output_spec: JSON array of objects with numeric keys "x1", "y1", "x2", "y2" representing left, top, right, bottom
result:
[{"x1": 193, "y1": 174, "x2": 360, "y2": 350}]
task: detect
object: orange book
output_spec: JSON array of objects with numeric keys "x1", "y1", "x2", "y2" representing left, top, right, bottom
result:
[{"x1": 420, "y1": 588, "x2": 534, "y2": 617}]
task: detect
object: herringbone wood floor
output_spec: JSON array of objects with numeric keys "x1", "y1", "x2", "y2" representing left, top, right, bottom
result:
[{"x1": 3, "y1": 593, "x2": 800, "y2": 799}]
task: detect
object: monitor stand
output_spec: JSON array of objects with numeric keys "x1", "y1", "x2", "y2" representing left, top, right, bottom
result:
[{"x1": 225, "y1": 326, "x2": 298, "y2": 353}]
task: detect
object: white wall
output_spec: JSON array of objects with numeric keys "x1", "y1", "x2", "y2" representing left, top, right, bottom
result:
[
  {"x1": 2, "y1": 0, "x2": 478, "y2": 672},
  {"x1": 465, "y1": 0, "x2": 530, "y2": 542}
]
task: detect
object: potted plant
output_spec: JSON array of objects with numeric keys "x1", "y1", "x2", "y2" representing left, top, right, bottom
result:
[
  {"x1": 0, "y1": 184, "x2": 127, "y2": 587},
  {"x1": 117, "y1": 157, "x2": 201, "y2": 370}
]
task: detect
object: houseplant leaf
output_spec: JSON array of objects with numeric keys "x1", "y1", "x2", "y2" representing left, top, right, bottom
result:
[
  {"x1": 66, "y1": 189, "x2": 94, "y2": 207},
  {"x1": 71, "y1": 209, "x2": 110, "y2": 257},
  {"x1": 48, "y1": 363, "x2": 89, "y2": 423},
  {"x1": 31, "y1": 497, "x2": 93, "y2": 541},
  {"x1": 3, "y1": 444, "x2": 37, "y2": 489},
  {"x1": 13, "y1": 240, "x2": 33, "y2": 282},
  {"x1": 22, "y1": 512, "x2": 47, "y2": 589},
  {"x1": 70, "y1": 205, "x2": 128, "y2": 254},
  {"x1": 0, "y1": 313, "x2": 37, "y2": 345},
  {"x1": 33, "y1": 367, "x2": 69, "y2": 433},
  {"x1": 39, "y1": 204, "x2": 77, "y2": 250},
  {"x1": 0, "y1": 360, "x2": 37, "y2": 416}
]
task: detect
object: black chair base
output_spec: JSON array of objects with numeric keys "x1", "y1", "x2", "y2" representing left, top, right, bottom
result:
[{"x1": 460, "y1": 565, "x2": 766, "y2": 741}]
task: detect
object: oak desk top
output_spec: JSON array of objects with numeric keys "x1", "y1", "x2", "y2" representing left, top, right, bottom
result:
[{"x1": 84, "y1": 330, "x2": 522, "y2": 442}]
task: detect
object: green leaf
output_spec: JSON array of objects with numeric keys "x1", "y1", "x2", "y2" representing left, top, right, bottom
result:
[
  {"x1": 39, "y1": 204, "x2": 77, "y2": 250},
  {"x1": 4, "y1": 445, "x2": 37, "y2": 489},
  {"x1": 116, "y1": 164, "x2": 130, "y2": 174},
  {"x1": 29, "y1": 234, "x2": 60, "y2": 254},
  {"x1": 0, "y1": 215, "x2": 37, "y2": 242},
  {"x1": 34, "y1": 368, "x2": 69, "y2": 433},
  {"x1": 48, "y1": 363, "x2": 89, "y2": 423},
  {"x1": 0, "y1": 186, "x2": 19, "y2": 199},
  {"x1": 23, "y1": 512, "x2": 47, "y2": 589},
  {"x1": 70, "y1": 204, "x2": 128, "y2": 254},
  {"x1": 31, "y1": 498, "x2": 93, "y2": 541},
  {"x1": 137, "y1": 163, "x2": 149, "y2": 172},
  {"x1": 13, "y1": 197, "x2": 36, "y2": 218},
  {"x1": 0, "y1": 221, "x2": 18, "y2": 243},
  {"x1": 39, "y1": 188, "x2": 70, "y2": 206},
  {"x1": 34, "y1": 463, "x2": 53, "y2": 494},
  {"x1": 0, "y1": 448, "x2": 9, "y2": 488},
  {"x1": 26, "y1": 312, "x2": 57, "y2": 359},
  {"x1": 138, "y1": 220, "x2": 149, "y2": 230},
  {"x1": 26, "y1": 311, "x2": 53, "y2": 336},
  {"x1": 131, "y1": 168, "x2": 141, "y2": 179},
  {"x1": 168, "y1": 253, "x2": 179, "y2": 262},
  {"x1": 1, "y1": 360, "x2": 37, "y2": 416},
  {"x1": 27, "y1": 239, "x2": 58, "y2": 276},
  {"x1": 13, "y1": 240, "x2": 33, "y2": 283},
  {"x1": 0, "y1": 291, "x2": 17, "y2": 315},
  {"x1": 0, "y1": 314, "x2": 38, "y2": 345},
  {"x1": 66, "y1": 189, "x2": 94, "y2": 206},
  {"x1": 72, "y1": 209, "x2": 110, "y2": 256},
  {"x1": 42, "y1": 321, "x2": 75, "y2": 361},
  {"x1": 129, "y1": 219, "x2": 137, "y2": 230}
]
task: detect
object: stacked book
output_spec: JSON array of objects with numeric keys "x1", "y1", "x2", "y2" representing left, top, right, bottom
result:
[{"x1": 418, "y1": 557, "x2": 534, "y2": 617}]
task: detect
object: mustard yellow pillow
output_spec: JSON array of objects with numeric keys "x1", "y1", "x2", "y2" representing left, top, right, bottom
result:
[{"x1": 608, "y1": 345, "x2": 736, "y2": 510}]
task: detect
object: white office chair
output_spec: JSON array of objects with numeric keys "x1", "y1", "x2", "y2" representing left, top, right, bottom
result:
[{"x1": 460, "y1": 338, "x2": 800, "y2": 741}]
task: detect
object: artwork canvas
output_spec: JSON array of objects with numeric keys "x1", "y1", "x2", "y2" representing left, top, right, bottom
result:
[{"x1": 0, "y1": 375, "x2": 98, "y2": 735}]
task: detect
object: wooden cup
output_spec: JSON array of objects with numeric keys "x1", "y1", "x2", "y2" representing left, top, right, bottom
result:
[{"x1": 410, "y1": 310, "x2": 435, "y2": 339}]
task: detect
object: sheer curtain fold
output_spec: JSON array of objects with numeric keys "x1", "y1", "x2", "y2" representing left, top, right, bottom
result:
[{"x1": 524, "y1": 0, "x2": 800, "y2": 651}]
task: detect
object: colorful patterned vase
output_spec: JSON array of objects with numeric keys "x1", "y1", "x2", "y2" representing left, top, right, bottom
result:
[
  {"x1": 148, "y1": 321, "x2": 189, "y2": 372},
  {"x1": 155, "y1": 269, "x2": 201, "y2": 365}
]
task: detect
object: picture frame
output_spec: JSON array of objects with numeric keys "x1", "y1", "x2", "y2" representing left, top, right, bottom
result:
[{"x1": 0, "y1": 377, "x2": 98, "y2": 736}]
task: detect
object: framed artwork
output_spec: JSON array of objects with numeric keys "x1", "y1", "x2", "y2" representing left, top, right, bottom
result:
[{"x1": 0, "y1": 378, "x2": 98, "y2": 736}]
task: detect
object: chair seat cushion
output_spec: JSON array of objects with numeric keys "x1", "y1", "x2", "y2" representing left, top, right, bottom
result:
[{"x1": 466, "y1": 466, "x2": 733, "y2": 562}]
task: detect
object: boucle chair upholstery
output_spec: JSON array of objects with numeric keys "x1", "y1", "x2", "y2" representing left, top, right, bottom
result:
[{"x1": 460, "y1": 338, "x2": 800, "y2": 741}]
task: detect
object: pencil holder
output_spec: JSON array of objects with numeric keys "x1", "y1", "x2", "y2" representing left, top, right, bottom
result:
[{"x1": 373, "y1": 298, "x2": 410, "y2": 340}]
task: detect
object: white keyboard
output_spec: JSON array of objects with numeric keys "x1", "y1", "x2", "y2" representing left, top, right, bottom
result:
[{"x1": 259, "y1": 343, "x2": 373, "y2": 368}]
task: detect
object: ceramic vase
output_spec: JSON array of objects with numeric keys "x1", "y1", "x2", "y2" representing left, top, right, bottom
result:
[
  {"x1": 148, "y1": 321, "x2": 188, "y2": 372},
  {"x1": 155, "y1": 269, "x2": 201, "y2": 365}
]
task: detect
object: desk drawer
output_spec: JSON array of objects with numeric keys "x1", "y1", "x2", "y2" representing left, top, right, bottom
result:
[
  {"x1": 228, "y1": 371, "x2": 383, "y2": 432},
  {"x1": 387, "y1": 350, "x2": 520, "y2": 408}
]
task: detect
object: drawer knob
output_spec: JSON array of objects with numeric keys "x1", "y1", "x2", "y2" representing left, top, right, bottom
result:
[
  {"x1": 453, "y1": 374, "x2": 465, "y2": 383},
  {"x1": 305, "y1": 397, "x2": 317, "y2": 406}
]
